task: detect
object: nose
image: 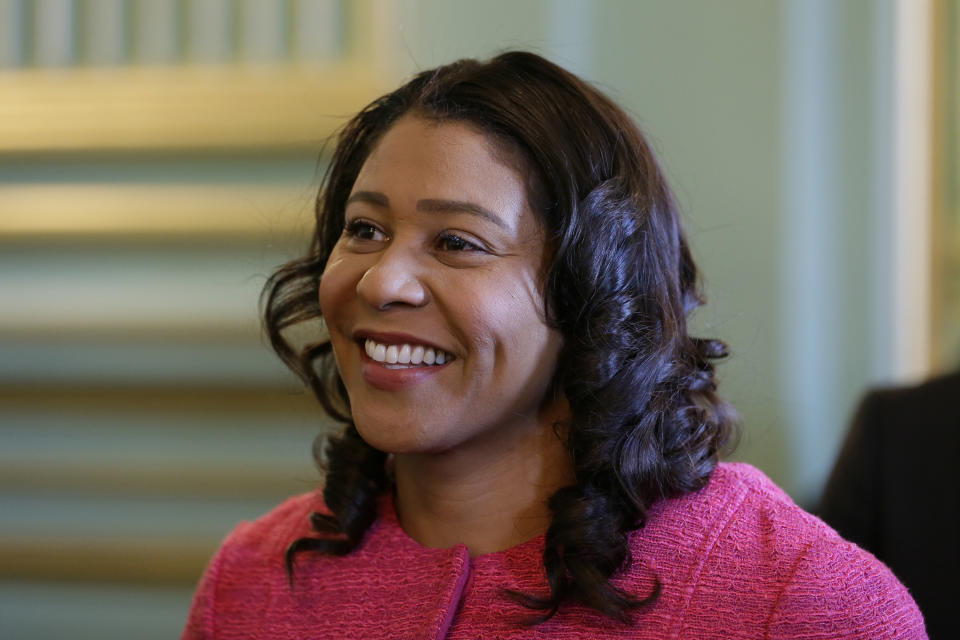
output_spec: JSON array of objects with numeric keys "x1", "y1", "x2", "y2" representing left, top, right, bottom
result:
[{"x1": 355, "y1": 243, "x2": 429, "y2": 310}]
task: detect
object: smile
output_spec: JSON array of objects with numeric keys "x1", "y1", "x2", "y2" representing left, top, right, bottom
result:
[{"x1": 363, "y1": 339, "x2": 454, "y2": 367}]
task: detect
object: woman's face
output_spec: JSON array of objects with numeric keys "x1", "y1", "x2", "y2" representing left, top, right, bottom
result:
[{"x1": 318, "y1": 115, "x2": 563, "y2": 455}]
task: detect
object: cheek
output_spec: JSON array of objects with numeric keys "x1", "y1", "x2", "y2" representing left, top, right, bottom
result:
[
  {"x1": 474, "y1": 278, "x2": 558, "y2": 368},
  {"x1": 503, "y1": 276, "x2": 561, "y2": 380},
  {"x1": 317, "y1": 252, "x2": 354, "y2": 318},
  {"x1": 317, "y1": 255, "x2": 362, "y2": 384},
  {"x1": 500, "y1": 273, "x2": 551, "y2": 342},
  {"x1": 317, "y1": 274, "x2": 335, "y2": 319}
]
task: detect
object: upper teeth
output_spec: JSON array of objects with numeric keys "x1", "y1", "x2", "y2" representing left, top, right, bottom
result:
[{"x1": 364, "y1": 339, "x2": 452, "y2": 366}]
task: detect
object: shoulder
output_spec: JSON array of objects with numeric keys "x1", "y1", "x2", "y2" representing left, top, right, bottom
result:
[
  {"x1": 663, "y1": 462, "x2": 840, "y2": 581},
  {"x1": 702, "y1": 463, "x2": 897, "y2": 581},
  {"x1": 647, "y1": 462, "x2": 807, "y2": 545},
  {"x1": 718, "y1": 464, "x2": 925, "y2": 639},
  {"x1": 706, "y1": 460, "x2": 791, "y2": 502},
  {"x1": 871, "y1": 369, "x2": 960, "y2": 405},
  {"x1": 198, "y1": 490, "x2": 329, "y2": 599},
  {"x1": 708, "y1": 461, "x2": 823, "y2": 535},
  {"x1": 641, "y1": 463, "x2": 926, "y2": 639},
  {"x1": 765, "y1": 531, "x2": 927, "y2": 639},
  {"x1": 182, "y1": 491, "x2": 327, "y2": 638},
  {"x1": 857, "y1": 370, "x2": 960, "y2": 434},
  {"x1": 218, "y1": 490, "x2": 328, "y2": 562}
]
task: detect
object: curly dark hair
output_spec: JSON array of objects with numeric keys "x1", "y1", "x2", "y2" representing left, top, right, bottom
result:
[{"x1": 263, "y1": 50, "x2": 738, "y2": 624}]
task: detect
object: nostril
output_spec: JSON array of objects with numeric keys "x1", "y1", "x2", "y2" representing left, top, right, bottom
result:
[{"x1": 356, "y1": 256, "x2": 430, "y2": 309}]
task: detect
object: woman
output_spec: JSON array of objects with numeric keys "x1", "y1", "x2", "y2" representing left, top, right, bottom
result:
[{"x1": 183, "y1": 52, "x2": 925, "y2": 639}]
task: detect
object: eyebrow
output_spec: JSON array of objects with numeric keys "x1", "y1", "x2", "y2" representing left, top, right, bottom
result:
[
  {"x1": 346, "y1": 191, "x2": 390, "y2": 208},
  {"x1": 416, "y1": 198, "x2": 508, "y2": 229},
  {"x1": 346, "y1": 190, "x2": 508, "y2": 230}
]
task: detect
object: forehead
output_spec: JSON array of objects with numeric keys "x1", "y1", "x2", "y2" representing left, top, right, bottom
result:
[{"x1": 351, "y1": 116, "x2": 530, "y2": 223}]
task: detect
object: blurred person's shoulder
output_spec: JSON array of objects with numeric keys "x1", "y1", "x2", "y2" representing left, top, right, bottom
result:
[
  {"x1": 862, "y1": 368, "x2": 960, "y2": 424},
  {"x1": 879, "y1": 367, "x2": 960, "y2": 397},
  {"x1": 835, "y1": 369, "x2": 960, "y2": 486}
]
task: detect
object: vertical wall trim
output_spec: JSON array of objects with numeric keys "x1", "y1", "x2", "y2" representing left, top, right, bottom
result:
[
  {"x1": 131, "y1": 0, "x2": 179, "y2": 64},
  {"x1": 0, "y1": 0, "x2": 26, "y2": 67},
  {"x1": 32, "y1": 0, "x2": 76, "y2": 67},
  {"x1": 83, "y1": 0, "x2": 127, "y2": 65},
  {"x1": 780, "y1": 0, "x2": 841, "y2": 501},
  {"x1": 238, "y1": 0, "x2": 287, "y2": 63},
  {"x1": 891, "y1": 0, "x2": 933, "y2": 382},
  {"x1": 871, "y1": 1, "x2": 896, "y2": 383},
  {"x1": 185, "y1": 0, "x2": 235, "y2": 63},
  {"x1": 292, "y1": 0, "x2": 340, "y2": 62}
]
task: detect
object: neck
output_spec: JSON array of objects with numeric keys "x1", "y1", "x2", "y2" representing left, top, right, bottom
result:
[{"x1": 393, "y1": 404, "x2": 573, "y2": 556}]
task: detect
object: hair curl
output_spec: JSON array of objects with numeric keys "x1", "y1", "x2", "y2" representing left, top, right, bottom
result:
[{"x1": 264, "y1": 51, "x2": 738, "y2": 624}]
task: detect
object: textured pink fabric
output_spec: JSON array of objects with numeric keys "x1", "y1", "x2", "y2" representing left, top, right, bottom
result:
[{"x1": 182, "y1": 463, "x2": 927, "y2": 639}]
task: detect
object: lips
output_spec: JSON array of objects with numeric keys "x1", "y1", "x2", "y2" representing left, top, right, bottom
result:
[
  {"x1": 363, "y1": 339, "x2": 453, "y2": 366},
  {"x1": 353, "y1": 331, "x2": 454, "y2": 363},
  {"x1": 353, "y1": 330, "x2": 455, "y2": 390}
]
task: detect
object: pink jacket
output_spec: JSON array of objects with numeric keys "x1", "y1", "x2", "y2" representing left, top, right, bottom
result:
[{"x1": 182, "y1": 463, "x2": 926, "y2": 639}]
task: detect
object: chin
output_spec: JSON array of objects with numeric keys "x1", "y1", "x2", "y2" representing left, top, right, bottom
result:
[{"x1": 353, "y1": 417, "x2": 431, "y2": 455}]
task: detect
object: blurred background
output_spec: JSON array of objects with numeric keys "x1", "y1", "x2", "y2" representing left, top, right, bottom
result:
[{"x1": 0, "y1": 0, "x2": 956, "y2": 637}]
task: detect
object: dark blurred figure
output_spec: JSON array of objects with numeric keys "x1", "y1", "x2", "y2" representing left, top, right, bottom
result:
[{"x1": 819, "y1": 369, "x2": 959, "y2": 640}]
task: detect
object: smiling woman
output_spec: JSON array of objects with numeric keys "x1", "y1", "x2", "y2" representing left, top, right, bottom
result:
[
  {"x1": 321, "y1": 116, "x2": 562, "y2": 465},
  {"x1": 182, "y1": 52, "x2": 926, "y2": 639}
]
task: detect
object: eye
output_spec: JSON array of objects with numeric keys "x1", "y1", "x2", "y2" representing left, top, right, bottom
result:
[
  {"x1": 437, "y1": 232, "x2": 483, "y2": 253},
  {"x1": 343, "y1": 219, "x2": 387, "y2": 242}
]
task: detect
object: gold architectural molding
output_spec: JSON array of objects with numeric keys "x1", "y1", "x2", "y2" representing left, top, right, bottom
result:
[
  {"x1": 0, "y1": 534, "x2": 215, "y2": 584},
  {"x1": 930, "y1": 0, "x2": 958, "y2": 370},
  {"x1": 0, "y1": 182, "x2": 323, "y2": 237},
  {"x1": 0, "y1": 461, "x2": 311, "y2": 499},
  {"x1": 0, "y1": 63, "x2": 388, "y2": 153}
]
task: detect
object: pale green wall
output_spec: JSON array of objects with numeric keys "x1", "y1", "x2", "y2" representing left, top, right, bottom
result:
[
  {"x1": 0, "y1": 1, "x2": 906, "y2": 637},
  {"x1": 401, "y1": 0, "x2": 895, "y2": 503}
]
